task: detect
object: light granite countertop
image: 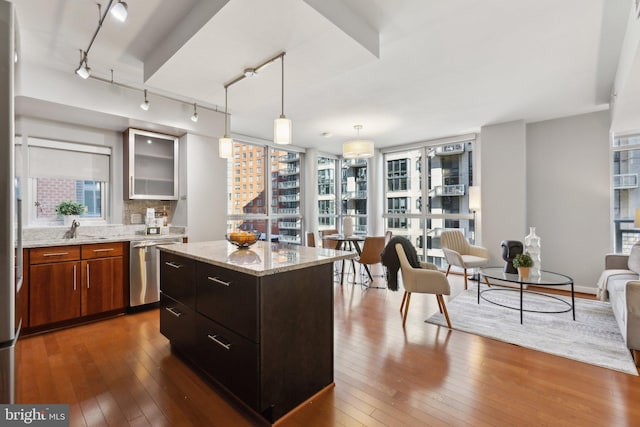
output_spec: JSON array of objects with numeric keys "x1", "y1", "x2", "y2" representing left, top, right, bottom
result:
[
  {"x1": 22, "y1": 224, "x2": 187, "y2": 248},
  {"x1": 157, "y1": 240, "x2": 356, "y2": 276}
]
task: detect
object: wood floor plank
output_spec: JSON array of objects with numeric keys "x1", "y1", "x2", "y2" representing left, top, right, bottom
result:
[{"x1": 16, "y1": 274, "x2": 640, "y2": 426}]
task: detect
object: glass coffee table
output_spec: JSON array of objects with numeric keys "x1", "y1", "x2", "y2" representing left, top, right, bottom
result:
[{"x1": 478, "y1": 267, "x2": 575, "y2": 324}]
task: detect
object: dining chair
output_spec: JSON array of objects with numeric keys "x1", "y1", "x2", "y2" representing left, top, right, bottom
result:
[
  {"x1": 321, "y1": 229, "x2": 339, "y2": 249},
  {"x1": 354, "y1": 236, "x2": 386, "y2": 288},
  {"x1": 306, "y1": 231, "x2": 316, "y2": 247},
  {"x1": 396, "y1": 243, "x2": 451, "y2": 328},
  {"x1": 440, "y1": 230, "x2": 489, "y2": 290}
]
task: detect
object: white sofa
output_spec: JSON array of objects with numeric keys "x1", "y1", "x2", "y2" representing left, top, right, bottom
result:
[{"x1": 597, "y1": 253, "x2": 640, "y2": 364}]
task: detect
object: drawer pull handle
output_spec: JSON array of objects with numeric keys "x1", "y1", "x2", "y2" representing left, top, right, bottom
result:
[
  {"x1": 165, "y1": 261, "x2": 182, "y2": 269},
  {"x1": 207, "y1": 276, "x2": 231, "y2": 287},
  {"x1": 92, "y1": 248, "x2": 114, "y2": 253},
  {"x1": 207, "y1": 334, "x2": 231, "y2": 350},
  {"x1": 165, "y1": 307, "x2": 183, "y2": 318},
  {"x1": 43, "y1": 252, "x2": 69, "y2": 257}
]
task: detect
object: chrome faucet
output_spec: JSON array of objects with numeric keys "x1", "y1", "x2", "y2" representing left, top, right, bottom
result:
[{"x1": 64, "y1": 219, "x2": 80, "y2": 239}]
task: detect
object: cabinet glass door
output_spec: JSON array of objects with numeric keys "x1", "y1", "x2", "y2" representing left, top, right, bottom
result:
[{"x1": 127, "y1": 129, "x2": 179, "y2": 200}]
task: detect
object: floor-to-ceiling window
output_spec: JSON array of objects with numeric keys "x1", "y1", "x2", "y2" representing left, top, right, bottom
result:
[
  {"x1": 341, "y1": 159, "x2": 368, "y2": 234},
  {"x1": 612, "y1": 133, "x2": 640, "y2": 253},
  {"x1": 317, "y1": 156, "x2": 337, "y2": 231},
  {"x1": 227, "y1": 141, "x2": 302, "y2": 244},
  {"x1": 383, "y1": 139, "x2": 474, "y2": 266}
]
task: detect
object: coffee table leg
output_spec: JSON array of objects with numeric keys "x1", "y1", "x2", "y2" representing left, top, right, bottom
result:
[
  {"x1": 571, "y1": 281, "x2": 575, "y2": 320},
  {"x1": 520, "y1": 281, "x2": 523, "y2": 324}
]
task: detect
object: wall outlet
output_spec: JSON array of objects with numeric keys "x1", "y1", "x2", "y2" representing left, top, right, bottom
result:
[{"x1": 130, "y1": 213, "x2": 143, "y2": 224}]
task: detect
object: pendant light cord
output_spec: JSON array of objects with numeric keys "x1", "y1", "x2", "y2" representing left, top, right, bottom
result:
[{"x1": 281, "y1": 55, "x2": 285, "y2": 117}]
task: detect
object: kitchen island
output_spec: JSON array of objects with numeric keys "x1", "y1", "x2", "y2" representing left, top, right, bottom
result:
[{"x1": 157, "y1": 240, "x2": 355, "y2": 424}]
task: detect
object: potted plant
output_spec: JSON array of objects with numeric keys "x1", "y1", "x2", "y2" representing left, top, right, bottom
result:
[
  {"x1": 512, "y1": 253, "x2": 534, "y2": 279},
  {"x1": 55, "y1": 200, "x2": 86, "y2": 226}
]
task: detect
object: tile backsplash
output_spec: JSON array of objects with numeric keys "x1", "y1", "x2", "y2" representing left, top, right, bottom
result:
[{"x1": 123, "y1": 200, "x2": 177, "y2": 225}]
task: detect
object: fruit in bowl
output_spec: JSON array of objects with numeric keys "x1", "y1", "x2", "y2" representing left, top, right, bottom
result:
[{"x1": 226, "y1": 230, "x2": 259, "y2": 248}]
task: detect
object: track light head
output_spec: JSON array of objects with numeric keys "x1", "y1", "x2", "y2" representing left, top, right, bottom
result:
[
  {"x1": 75, "y1": 62, "x2": 91, "y2": 79},
  {"x1": 140, "y1": 89, "x2": 149, "y2": 111},
  {"x1": 110, "y1": 1, "x2": 128, "y2": 22}
]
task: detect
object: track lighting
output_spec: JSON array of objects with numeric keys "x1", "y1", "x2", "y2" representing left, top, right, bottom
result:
[
  {"x1": 75, "y1": 50, "x2": 91, "y2": 79},
  {"x1": 191, "y1": 103, "x2": 199, "y2": 122},
  {"x1": 110, "y1": 0, "x2": 128, "y2": 22},
  {"x1": 140, "y1": 89, "x2": 150, "y2": 111}
]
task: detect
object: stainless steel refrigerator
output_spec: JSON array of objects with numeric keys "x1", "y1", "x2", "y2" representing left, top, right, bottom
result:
[{"x1": 0, "y1": 0, "x2": 20, "y2": 404}]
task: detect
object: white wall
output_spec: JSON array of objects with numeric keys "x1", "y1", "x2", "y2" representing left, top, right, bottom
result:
[
  {"x1": 526, "y1": 111, "x2": 611, "y2": 290},
  {"x1": 172, "y1": 133, "x2": 227, "y2": 242},
  {"x1": 478, "y1": 120, "x2": 527, "y2": 266}
]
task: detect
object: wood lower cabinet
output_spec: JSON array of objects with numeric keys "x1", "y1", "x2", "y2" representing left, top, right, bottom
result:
[
  {"x1": 159, "y1": 251, "x2": 334, "y2": 424},
  {"x1": 27, "y1": 242, "x2": 126, "y2": 331},
  {"x1": 30, "y1": 260, "x2": 81, "y2": 327},
  {"x1": 81, "y1": 257, "x2": 124, "y2": 316}
]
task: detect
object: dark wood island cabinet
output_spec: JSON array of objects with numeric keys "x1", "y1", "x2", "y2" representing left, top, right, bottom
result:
[{"x1": 158, "y1": 240, "x2": 354, "y2": 424}]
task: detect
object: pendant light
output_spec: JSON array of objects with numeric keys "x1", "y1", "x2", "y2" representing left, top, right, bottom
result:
[
  {"x1": 343, "y1": 125, "x2": 374, "y2": 159},
  {"x1": 219, "y1": 87, "x2": 233, "y2": 159},
  {"x1": 191, "y1": 103, "x2": 199, "y2": 122},
  {"x1": 274, "y1": 54, "x2": 292, "y2": 145},
  {"x1": 140, "y1": 89, "x2": 150, "y2": 111}
]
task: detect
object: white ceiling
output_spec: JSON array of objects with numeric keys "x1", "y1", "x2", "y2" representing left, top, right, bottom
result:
[{"x1": 11, "y1": 0, "x2": 634, "y2": 154}]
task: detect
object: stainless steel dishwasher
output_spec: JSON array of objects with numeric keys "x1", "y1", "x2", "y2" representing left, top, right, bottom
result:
[{"x1": 129, "y1": 237, "x2": 182, "y2": 310}]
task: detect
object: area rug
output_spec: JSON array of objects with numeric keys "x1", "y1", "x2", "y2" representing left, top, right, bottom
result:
[{"x1": 425, "y1": 285, "x2": 638, "y2": 375}]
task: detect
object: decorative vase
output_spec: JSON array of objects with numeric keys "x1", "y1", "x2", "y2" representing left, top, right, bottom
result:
[
  {"x1": 343, "y1": 216, "x2": 354, "y2": 236},
  {"x1": 63, "y1": 215, "x2": 79, "y2": 227},
  {"x1": 524, "y1": 227, "x2": 541, "y2": 276},
  {"x1": 517, "y1": 266, "x2": 530, "y2": 280}
]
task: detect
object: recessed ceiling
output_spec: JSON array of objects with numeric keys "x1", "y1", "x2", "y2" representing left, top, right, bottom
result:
[{"x1": 11, "y1": 0, "x2": 634, "y2": 153}]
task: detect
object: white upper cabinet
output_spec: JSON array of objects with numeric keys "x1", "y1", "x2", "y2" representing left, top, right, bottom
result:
[{"x1": 124, "y1": 128, "x2": 179, "y2": 200}]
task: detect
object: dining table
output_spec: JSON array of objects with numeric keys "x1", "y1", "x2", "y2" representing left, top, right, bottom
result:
[{"x1": 323, "y1": 234, "x2": 370, "y2": 285}]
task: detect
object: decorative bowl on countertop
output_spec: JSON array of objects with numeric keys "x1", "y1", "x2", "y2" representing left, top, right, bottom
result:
[{"x1": 226, "y1": 231, "x2": 260, "y2": 248}]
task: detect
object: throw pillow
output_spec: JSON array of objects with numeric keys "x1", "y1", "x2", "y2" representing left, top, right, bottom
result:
[{"x1": 628, "y1": 242, "x2": 640, "y2": 274}]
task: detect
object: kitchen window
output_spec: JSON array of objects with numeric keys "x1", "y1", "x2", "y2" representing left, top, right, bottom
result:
[{"x1": 27, "y1": 137, "x2": 110, "y2": 225}]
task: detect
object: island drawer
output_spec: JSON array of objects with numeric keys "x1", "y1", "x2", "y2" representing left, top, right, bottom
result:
[
  {"x1": 196, "y1": 263, "x2": 259, "y2": 342},
  {"x1": 29, "y1": 245, "x2": 81, "y2": 264},
  {"x1": 197, "y1": 315, "x2": 259, "y2": 409},
  {"x1": 160, "y1": 293, "x2": 197, "y2": 358},
  {"x1": 81, "y1": 242, "x2": 124, "y2": 259},
  {"x1": 160, "y1": 252, "x2": 196, "y2": 309}
]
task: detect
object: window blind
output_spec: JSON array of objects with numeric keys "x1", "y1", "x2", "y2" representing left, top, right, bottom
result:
[{"x1": 28, "y1": 139, "x2": 110, "y2": 181}]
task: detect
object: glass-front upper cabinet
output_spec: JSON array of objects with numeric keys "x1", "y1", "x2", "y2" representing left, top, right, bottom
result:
[{"x1": 124, "y1": 128, "x2": 179, "y2": 200}]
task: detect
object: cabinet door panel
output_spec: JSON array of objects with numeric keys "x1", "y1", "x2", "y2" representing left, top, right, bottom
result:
[
  {"x1": 81, "y1": 242, "x2": 124, "y2": 260},
  {"x1": 82, "y1": 257, "x2": 125, "y2": 316},
  {"x1": 160, "y1": 294, "x2": 197, "y2": 358},
  {"x1": 29, "y1": 261, "x2": 81, "y2": 327},
  {"x1": 160, "y1": 253, "x2": 195, "y2": 309},
  {"x1": 197, "y1": 315, "x2": 259, "y2": 409},
  {"x1": 196, "y1": 263, "x2": 259, "y2": 342}
]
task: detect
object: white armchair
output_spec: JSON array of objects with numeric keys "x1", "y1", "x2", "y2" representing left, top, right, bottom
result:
[{"x1": 440, "y1": 230, "x2": 489, "y2": 290}]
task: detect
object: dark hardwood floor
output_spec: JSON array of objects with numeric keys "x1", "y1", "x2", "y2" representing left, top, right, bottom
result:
[{"x1": 16, "y1": 269, "x2": 640, "y2": 426}]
